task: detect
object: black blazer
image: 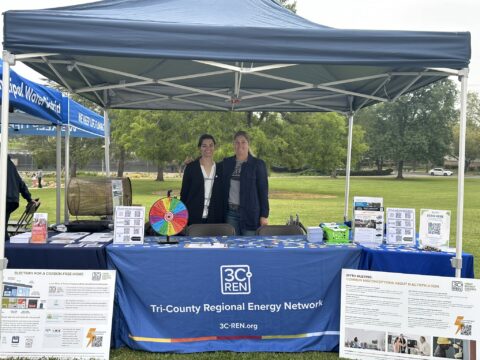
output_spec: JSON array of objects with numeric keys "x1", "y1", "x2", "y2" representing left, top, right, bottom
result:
[
  {"x1": 222, "y1": 154, "x2": 269, "y2": 231},
  {"x1": 180, "y1": 159, "x2": 224, "y2": 224}
]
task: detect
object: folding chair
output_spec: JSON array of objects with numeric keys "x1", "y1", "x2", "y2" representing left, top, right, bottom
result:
[
  {"x1": 185, "y1": 223, "x2": 236, "y2": 237},
  {"x1": 7, "y1": 198, "x2": 41, "y2": 236},
  {"x1": 256, "y1": 224, "x2": 305, "y2": 236}
]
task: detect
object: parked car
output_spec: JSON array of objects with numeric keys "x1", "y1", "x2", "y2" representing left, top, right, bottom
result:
[{"x1": 429, "y1": 168, "x2": 453, "y2": 176}]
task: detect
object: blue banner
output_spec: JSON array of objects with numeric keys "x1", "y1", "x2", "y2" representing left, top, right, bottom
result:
[
  {"x1": 63, "y1": 98, "x2": 104, "y2": 138},
  {"x1": 107, "y1": 236, "x2": 362, "y2": 352},
  {"x1": 9, "y1": 124, "x2": 101, "y2": 138},
  {"x1": 0, "y1": 62, "x2": 63, "y2": 125}
]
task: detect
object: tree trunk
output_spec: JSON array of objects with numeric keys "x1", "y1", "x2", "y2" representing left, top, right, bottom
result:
[
  {"x1": 156, "y1": 164, "x2": 164, "y2": 181},
  {"x1": 71, "y1": 162, "x2": 77, "y2": 178},
  {"x1": 330, "y1": 169, "x2": 338, "y2": 179},
  {"x1": 246, "y1": 112, "x2": 253, "y2": 128},
  {"x1": 117, "y1": 147, "x2": 126, "y2": 178},
  {"x1": 376, "y1": 158, "x2": 383, "y2": 172},
  {"x1": 396, "y1": 160, "x2": 404, "y2": 179}
]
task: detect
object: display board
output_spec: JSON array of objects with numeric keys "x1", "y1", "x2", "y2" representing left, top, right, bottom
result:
[
  {"x1": 340, "y1": 269, "x2": 479, "y2": 359},
  {"x1": 1, "y1": 269, "x2": 116, "y2": 359}
]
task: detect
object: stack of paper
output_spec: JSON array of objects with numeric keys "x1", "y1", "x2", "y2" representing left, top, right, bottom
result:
[
  {"x1": 9, "y1": 232, "x2": 31, "y2": 244},
  {"x1": 307, "y1": 226, "x2": 324, "y2": 243}
]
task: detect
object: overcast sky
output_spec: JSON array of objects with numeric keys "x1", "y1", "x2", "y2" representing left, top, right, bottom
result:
[{"x1": 1, "y1": 0, "x2": 478, "y2": 91}]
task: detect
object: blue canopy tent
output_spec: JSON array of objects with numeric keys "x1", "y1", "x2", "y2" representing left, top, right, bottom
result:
[
  {"x1": 0, "y1": 0, "x2": 471, "y2": 351},
  {"x1": 0, "y1": 61, "x2": 105, "y2": 224}
]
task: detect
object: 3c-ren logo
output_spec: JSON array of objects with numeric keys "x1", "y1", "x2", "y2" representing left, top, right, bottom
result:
[{"x1": 220, "y1": 265, "x2": 252, "y2": 295}]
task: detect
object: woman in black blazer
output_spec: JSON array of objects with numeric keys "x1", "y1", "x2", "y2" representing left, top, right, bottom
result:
[{"x1": 180, "y1": 134, "x2": 224, "y2": 224}]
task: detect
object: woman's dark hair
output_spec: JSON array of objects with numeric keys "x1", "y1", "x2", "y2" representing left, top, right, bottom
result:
[
  {"x1": 197, "y1": 134, "x2": 216, "y2": 147},
  {"x1": 233, "y1": 130, "x2": 250, "y2": 143}
]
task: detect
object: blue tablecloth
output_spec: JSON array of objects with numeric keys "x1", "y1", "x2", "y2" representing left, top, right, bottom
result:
[
  {"x1": 107, "y1": 236, "x2": 362, "y2": 353},
  {"x1": 359, "y1": 244, "x2": 474, "y2": 278},
  {"x1": 5, "y1": 236, "x2": 110, "y2": 270}
]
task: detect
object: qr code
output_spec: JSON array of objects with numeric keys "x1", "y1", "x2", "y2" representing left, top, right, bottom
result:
[
  {"x1": 452, "y1": 281, "x2": 463, "y2": 292},
  {"x1": 461, "y1": 324, "x2": 472, "y2": 336},
  {"x1": 395, "y1": 212, "x2": 402, "y2": 218},
  {"x1": 395, "y1": 235, "x2": 403, "y2": 242},
  {"x1": 123, "y1": 235, "x2": 131, "y2": 242},
  {"x1": 428, "y1": 222, "x2": 441, "y2": 235},
  {"x1": 405, "y1": 212, "x2": 412, "y2": 219},
  {"x1": 92, "y1": 272, "x2": 101, "y2": 281},
  {"x1": 92, "y1": 336, "x2": 103, "y2": 347},
  {"x1": 396, "y1": 221, "x2": 402, "y2": 227}
]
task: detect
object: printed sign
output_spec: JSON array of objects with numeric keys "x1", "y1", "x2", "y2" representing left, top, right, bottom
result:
[
  {"x1": 340, "y1": 269, "x2": 479, "y2": 360},
  {"x1": 419, "y1": 209, "x2": 451, "y2": 248},
  {"x1": 113, "y1": 206, "x2": 145, "y2": 244},
  {"x1": 386, "y1": 208, "x2": 416, "y2": 245},
  {"x1": 1, "y1": 269, "x2": 116, "y2": 360}
]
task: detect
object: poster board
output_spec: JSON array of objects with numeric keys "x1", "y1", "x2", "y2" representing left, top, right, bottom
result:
[
  {"x1": 1, "y1": 269, "x2": 116, "y2": 359},
  {"x1": 340, "y1": 269, "x2": 479, "y2": 360}
]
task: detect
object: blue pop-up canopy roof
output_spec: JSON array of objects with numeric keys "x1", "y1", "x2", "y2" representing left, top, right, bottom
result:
[{"x1": 2, "y1": 0, "x2": 470, "y2": 113}]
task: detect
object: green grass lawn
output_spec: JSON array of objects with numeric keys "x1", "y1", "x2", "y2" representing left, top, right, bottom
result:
[{"x1": 15, "y1": 175, "x2": 480, "y2": 360}]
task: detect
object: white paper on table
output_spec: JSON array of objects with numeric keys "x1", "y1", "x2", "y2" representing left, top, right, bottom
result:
[
  {"x1": 80, "y1": 233, "x2": 113, "y2": 243},
  {"x1": 9, "y1": 232, "x2": 32, "y2": 243}
]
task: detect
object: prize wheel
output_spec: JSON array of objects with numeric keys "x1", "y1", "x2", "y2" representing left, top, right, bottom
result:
[{"x1": 149, "y1": 196, "x2": 189, "y2": 236}]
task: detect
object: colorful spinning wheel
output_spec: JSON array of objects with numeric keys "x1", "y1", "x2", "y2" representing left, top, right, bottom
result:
[{"x1": 149, "y1": 195, "x2": 189, "y2": 236}]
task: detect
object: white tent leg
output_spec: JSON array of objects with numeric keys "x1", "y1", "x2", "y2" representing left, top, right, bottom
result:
[
  {"x1": 56, "y1": 125, "x2": 62, "y2": 224},
  {"x1": 453, "y1": 68, "x2": 469, "y2": 278},
  {"x1": 1, "y1": 51, "x2": 15, "y2": 337},
  {"x1": 64, "y1": 100, "x2": 71, "y2": 223},
  {"x1": 104, "y1": 109, "x2": 111, "y2": 177},
  {"x1": 344, "y1": 112, "x2": 354, "y2": 222}
]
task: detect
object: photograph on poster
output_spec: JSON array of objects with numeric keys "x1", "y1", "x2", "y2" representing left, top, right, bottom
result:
[
  {"x1": 432, "y1": 337, "x2": 476, "y2": 359},
  {"x1": 387, "y1": 333, "x2": 431, "y2": 356},
  {"x1": 344, "y1": 328, "x2": 386, "y2": 351}
]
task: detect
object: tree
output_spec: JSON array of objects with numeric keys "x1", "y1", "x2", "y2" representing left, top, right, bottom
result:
[
  {"x1": 356, "y1": 80, "x2": 457, "y2": 179},
  {"x1": 109, "y1": 109, "x2": 137, "y2": 177},
  {"x1": 452, "y1": 91, "x2": 480, "y2": 170},
  {"x1": 126, "y1": 111, "x2": 187, "y2": 181}
]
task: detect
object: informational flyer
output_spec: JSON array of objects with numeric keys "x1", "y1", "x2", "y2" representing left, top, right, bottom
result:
[
  {"x1": 113, "y1": 206, "x2": 145, "y2": 244},
  {"x1": 1, "y1": 269, "x2": 116, "y2": 360},
  {"x1": 353, "y1": 210, "x2": 384, "y2": 243},
  {"x1": 353, "y1": 196, "x2": 383, "y2": 212},
  {"x1": 419, "y1": 209, "x2": 451, "y2": 248},
  {"x1": 111, "y1": 179, "x2": 123, "y2": 211},
  {"x1": 31, "y1": 213, "x2": 48, "y2": 243},
  {"x1": 386, "y1": 208, "x2": 416, "y2": 245},
  {"x1": 340, "y1": 269, "x2": 479, "y2": 360},
  {"x1": 353, "y1": 197, "x2": 384, "y2": 244}
]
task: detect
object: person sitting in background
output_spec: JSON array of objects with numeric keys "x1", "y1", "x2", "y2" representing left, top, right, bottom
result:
[
  {"x1": 180, "y1": 134, "x2": 223, "y2": 224},
  {"x1": 5, "y1": 155, "x2": 38, "y2": 240},
  {"x1": 222, "y1": 130, "x2": 269, "y2": 236}
]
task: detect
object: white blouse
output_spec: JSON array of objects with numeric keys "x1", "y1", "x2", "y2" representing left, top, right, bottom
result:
[{"x1": 200, "y1": 163, "x2": 216, "y2": 219}]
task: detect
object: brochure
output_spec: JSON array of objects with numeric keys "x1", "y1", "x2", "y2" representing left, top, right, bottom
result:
[
  {"x1": 386, "y1": 208, "x2": 415, "y2": 245},
  {"x1": 30, "y1": 213, "x2": 48, "y2": 244}
]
